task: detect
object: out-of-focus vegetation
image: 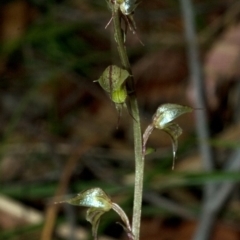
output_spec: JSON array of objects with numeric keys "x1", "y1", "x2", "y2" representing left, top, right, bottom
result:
[{"x1": 0, "y1": 0, "x2": 240, "y2": 239}]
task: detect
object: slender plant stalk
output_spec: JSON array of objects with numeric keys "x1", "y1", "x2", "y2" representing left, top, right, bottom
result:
[{"x1": 111, "y1": 5, "x2": 144, "y2": 240}]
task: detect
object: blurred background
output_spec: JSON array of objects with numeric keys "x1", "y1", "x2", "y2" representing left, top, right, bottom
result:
[{"x1": 0, "y1": 0, "x2": 240, "y2": 239}]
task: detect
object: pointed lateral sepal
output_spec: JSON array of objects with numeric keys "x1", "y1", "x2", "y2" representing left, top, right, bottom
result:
[
  {"x1": 86, "y1": 207, "x2": 106, "y2": 240},
  {"x1": 162, "y1": 122, "x2": 182, "y2": 169}
]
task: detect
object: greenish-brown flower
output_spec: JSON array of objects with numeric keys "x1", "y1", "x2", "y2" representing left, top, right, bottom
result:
[{"x1": 143, "y1": 103, "x2": 193, "y2": 169}]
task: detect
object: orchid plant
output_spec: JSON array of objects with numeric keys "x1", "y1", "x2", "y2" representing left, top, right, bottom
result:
[{"x1": 56, "y1": 1, "x2": 192, "y2": 239}]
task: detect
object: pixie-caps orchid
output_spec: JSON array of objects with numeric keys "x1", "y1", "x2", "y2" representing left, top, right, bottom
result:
[
  {"x1": 95, "y1": 65, "x2": 131, "y2": 124},
  {"x1": 95, "y1": 65, "x2": 129, "y2": 107},
  {"x1": 143, "y1": 103, "x2": 193, "y2": 169},
  {"x1": 119, "y1": 0, "x2": 140, "y2": 16},
  {"x1": 105, "y1": 0, "x2": 139, "y2": 34},
  {"x1": 55, "y1": 188, "x2": 134, "y2": 240}
]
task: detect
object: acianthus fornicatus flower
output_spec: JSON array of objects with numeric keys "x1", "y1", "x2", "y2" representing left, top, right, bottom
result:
[
  {"x1": 143, "y1": 103, "x2": 193, "y2": 169},
  {"x1": 55, "y1": 188, "x2": 134, "y2": 240},
  {"x1": 105, "y1": 0, "x2": 140, "y2": 34},
  {"x1": 95, "y1": 65, "x2": 130, "y2": 119},
  {"x1": 119, "y1": 0, "x2": 139, "y2": 16}
]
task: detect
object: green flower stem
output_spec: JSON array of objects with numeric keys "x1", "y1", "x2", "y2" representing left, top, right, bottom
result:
[{"x1": 111, "y1": 6, "x2": 144, "y2": 240}]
